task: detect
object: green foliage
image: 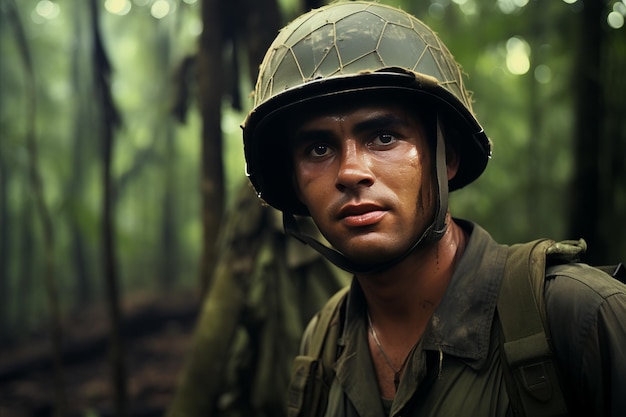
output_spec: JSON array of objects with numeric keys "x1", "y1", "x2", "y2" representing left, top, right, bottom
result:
[
  {"x1": 391, "y1": 0, "x2": 599, "y2": 245},
  {"x1": 1, "y1": 0, "x2": 624, "y2": 339}
]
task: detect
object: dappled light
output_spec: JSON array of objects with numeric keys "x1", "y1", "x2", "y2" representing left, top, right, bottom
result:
[
  {"x1": 534, "y1": 64, "x2": 552, "y2": 84},
  {"x1": 452, "y1": 0, "x2": 478, "y2": 16},
  {"x1": 608, "y1": 10, "x2": 625, "y2": 29},
  {"x1": 32, "y1": 0, "x2": 60, "y2": 22},
  {"x1": 105, "y1": 0, "x2": 188, "y2": 19},
  {"x1": 497, "y1": 0, "x2": 529, "y2": 14},
  {"x1": 105, "y1": 0, "x2": 132, "y2": 16},
  {"x1": 150, "y1": 0, "x2": 175, "y2": 19},
  {"x1": 505, "y1": 36, "x2": 530, "y2": 75},
  {"x1": 608, "y1": 1, "x2": 625, "y2": 28}
]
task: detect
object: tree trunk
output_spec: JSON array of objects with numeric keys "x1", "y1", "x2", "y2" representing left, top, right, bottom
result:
[
  {"x1": 242, "y1": 0, "x2": 282, "y2": 83},
  {"x1": 156, "y1": 17, "x2": 178, "y2": 290},
  {"x1": 597, "y1": 9, "x2": 626, "y2": 265},
  {"x1": 88, "y1": 0, "x2": 127, "y2": 415},
  {"x1": 526, "y1": 3, "x2": 542, "y2": 237},
  {"x1": 161, "y1": 122, "x2": 178, "y2": 289},
  {"x1": 568, "y1": 0, "x2": 604, "y2": 264},
  {"x1": 69, "y1": 0, "x2": 93, "y2": 307},
  {"x1": 197, "y1": 0, "x2": 226, "y2": 295},
  {"x1": 6, "y1": 0, "x2": 68, "y2": 414},
  {"x1": 167, "y1": 1, "x2": 285, "y2": 413},
  {"x1": 0, "y1": 153, "x2": 10, "y2": 344},
  {"x1": 17, "y1": 198, "x2": 35, "y2": 339}
]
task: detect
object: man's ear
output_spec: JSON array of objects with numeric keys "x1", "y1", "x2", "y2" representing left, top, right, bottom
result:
[{"x1": 446, "y1": 145, "x2": 460, "y2": 181}]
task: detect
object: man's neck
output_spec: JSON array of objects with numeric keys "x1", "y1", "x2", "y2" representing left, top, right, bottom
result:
[{"x1": 356, "y1": 215, "x2": 467, "y2": 328}]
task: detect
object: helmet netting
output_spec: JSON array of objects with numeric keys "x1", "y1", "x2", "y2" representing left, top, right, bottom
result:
[{"x1": 254, "y1": 2, "x2": 472, "y2": 115}]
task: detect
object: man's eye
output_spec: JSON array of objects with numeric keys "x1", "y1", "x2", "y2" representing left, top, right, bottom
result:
[
  {"x1": 373, "y1": 133, "x2": 396, "y2": 146},
  {"x1": 308, "y1": 144, "x2": 330, "y2": 157}
]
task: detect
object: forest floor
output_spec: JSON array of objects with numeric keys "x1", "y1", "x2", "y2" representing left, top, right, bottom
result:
[{"x1": 0, "y1": 291, "x2": 201, "y2": 417}]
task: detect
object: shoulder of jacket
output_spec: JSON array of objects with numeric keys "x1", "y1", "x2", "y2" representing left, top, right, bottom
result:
[{"x1": 546, "y1": 262, "x2": 626, "y2": 300}]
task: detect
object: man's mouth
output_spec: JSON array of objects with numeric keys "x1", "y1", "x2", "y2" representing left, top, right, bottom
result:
[{"x1": 338, "y1": 203, "x2": 387, "y2": 228}]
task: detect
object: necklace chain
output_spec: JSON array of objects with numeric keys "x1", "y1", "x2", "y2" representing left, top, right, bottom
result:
[{"x1": 367, "y1": 312, "x2": 416, "y2": 392}]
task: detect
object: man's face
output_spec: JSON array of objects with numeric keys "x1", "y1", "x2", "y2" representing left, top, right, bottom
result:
[{"x1": 289, "y1": 99, "x2": 436, "y2": 266}]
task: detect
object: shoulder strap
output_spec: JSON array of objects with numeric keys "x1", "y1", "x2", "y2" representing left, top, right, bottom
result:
[
  {"x1": 287, "y1": 286, "x2": 349, "y2": 417},
  {"x1": 497, "y1": 239, "x2": 568, "y2": 417}
]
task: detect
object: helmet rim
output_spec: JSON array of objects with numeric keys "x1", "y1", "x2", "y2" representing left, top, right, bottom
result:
[{"x1": 243, "y1": 69, "x2": 491, "y2": 215}]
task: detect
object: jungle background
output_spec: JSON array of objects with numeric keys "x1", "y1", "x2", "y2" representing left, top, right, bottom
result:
[{"x1": 0, "y1": 0, "x2": 624, "y2": 416}]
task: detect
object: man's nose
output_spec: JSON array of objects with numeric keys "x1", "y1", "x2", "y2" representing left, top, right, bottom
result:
[{"x1": 335, "y1": 141, "x2": 374, "y2": 191}]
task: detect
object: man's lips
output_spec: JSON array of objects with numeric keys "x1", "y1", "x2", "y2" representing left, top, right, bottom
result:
[{"x1": 338, "y1": 203, "x2": 387, "y2": 227}]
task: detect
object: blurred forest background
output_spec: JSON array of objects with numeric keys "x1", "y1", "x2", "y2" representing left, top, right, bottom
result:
[{"x1": 0, "y1": 0, "x2": 624, "y2": 416}]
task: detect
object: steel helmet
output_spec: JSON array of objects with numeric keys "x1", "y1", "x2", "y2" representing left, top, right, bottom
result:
[{"x1": 242, "y1": 0, "x2": 491, "y2": 216}]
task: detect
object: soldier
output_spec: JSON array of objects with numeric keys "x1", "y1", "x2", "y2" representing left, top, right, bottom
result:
[{"x1": 241, "y1": 2, "x2": 626, "y2": 416}]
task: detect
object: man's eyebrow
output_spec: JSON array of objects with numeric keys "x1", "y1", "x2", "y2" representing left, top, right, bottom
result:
[
  {"x1": 292, "y1": 113, "x2": 410, "y2": 144},
  {"x1": 352, "y1": 114, "x2": 410, "y2": 134},
  {"x1": 291, "y1": 128, "x2": 334, "y2": 146}
]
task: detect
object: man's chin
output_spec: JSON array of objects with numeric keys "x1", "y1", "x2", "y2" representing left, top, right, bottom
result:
[{"x1": 340, "y1": 246, "x2": 403, "y2": 268}]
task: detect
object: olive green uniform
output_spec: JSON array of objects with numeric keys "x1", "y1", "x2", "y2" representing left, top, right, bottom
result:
[{"x1": 308, "y1": 220, "x2": 626, "y2": 417}]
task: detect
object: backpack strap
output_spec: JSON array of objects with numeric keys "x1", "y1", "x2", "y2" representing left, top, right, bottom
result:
[
  {"x1": 287, "y1": 286, "x2": 349, "y2": 417},
  {"x1": 497, "y1": 239, "x2": 568, "y2": 417}
]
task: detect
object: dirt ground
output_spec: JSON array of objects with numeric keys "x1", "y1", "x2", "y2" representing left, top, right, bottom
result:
[{"x1": 0, "y1": 292, "x2": 200, "y2": 417}]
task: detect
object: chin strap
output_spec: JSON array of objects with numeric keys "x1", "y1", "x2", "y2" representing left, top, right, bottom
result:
[
  {"x1": 283, "y1": 114, "x2": 449, "y2": 275},
  {"x1": 431, "y1": 113, "x2": 449, "y2": 239}
]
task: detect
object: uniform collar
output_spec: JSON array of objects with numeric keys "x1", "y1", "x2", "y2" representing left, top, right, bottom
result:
[
  {"x1": 421, "y1": 220, "x2": 507, "y2": 369},
  {"x1": 340, "y1": 220, "x2": 507, "y2": 371}
]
